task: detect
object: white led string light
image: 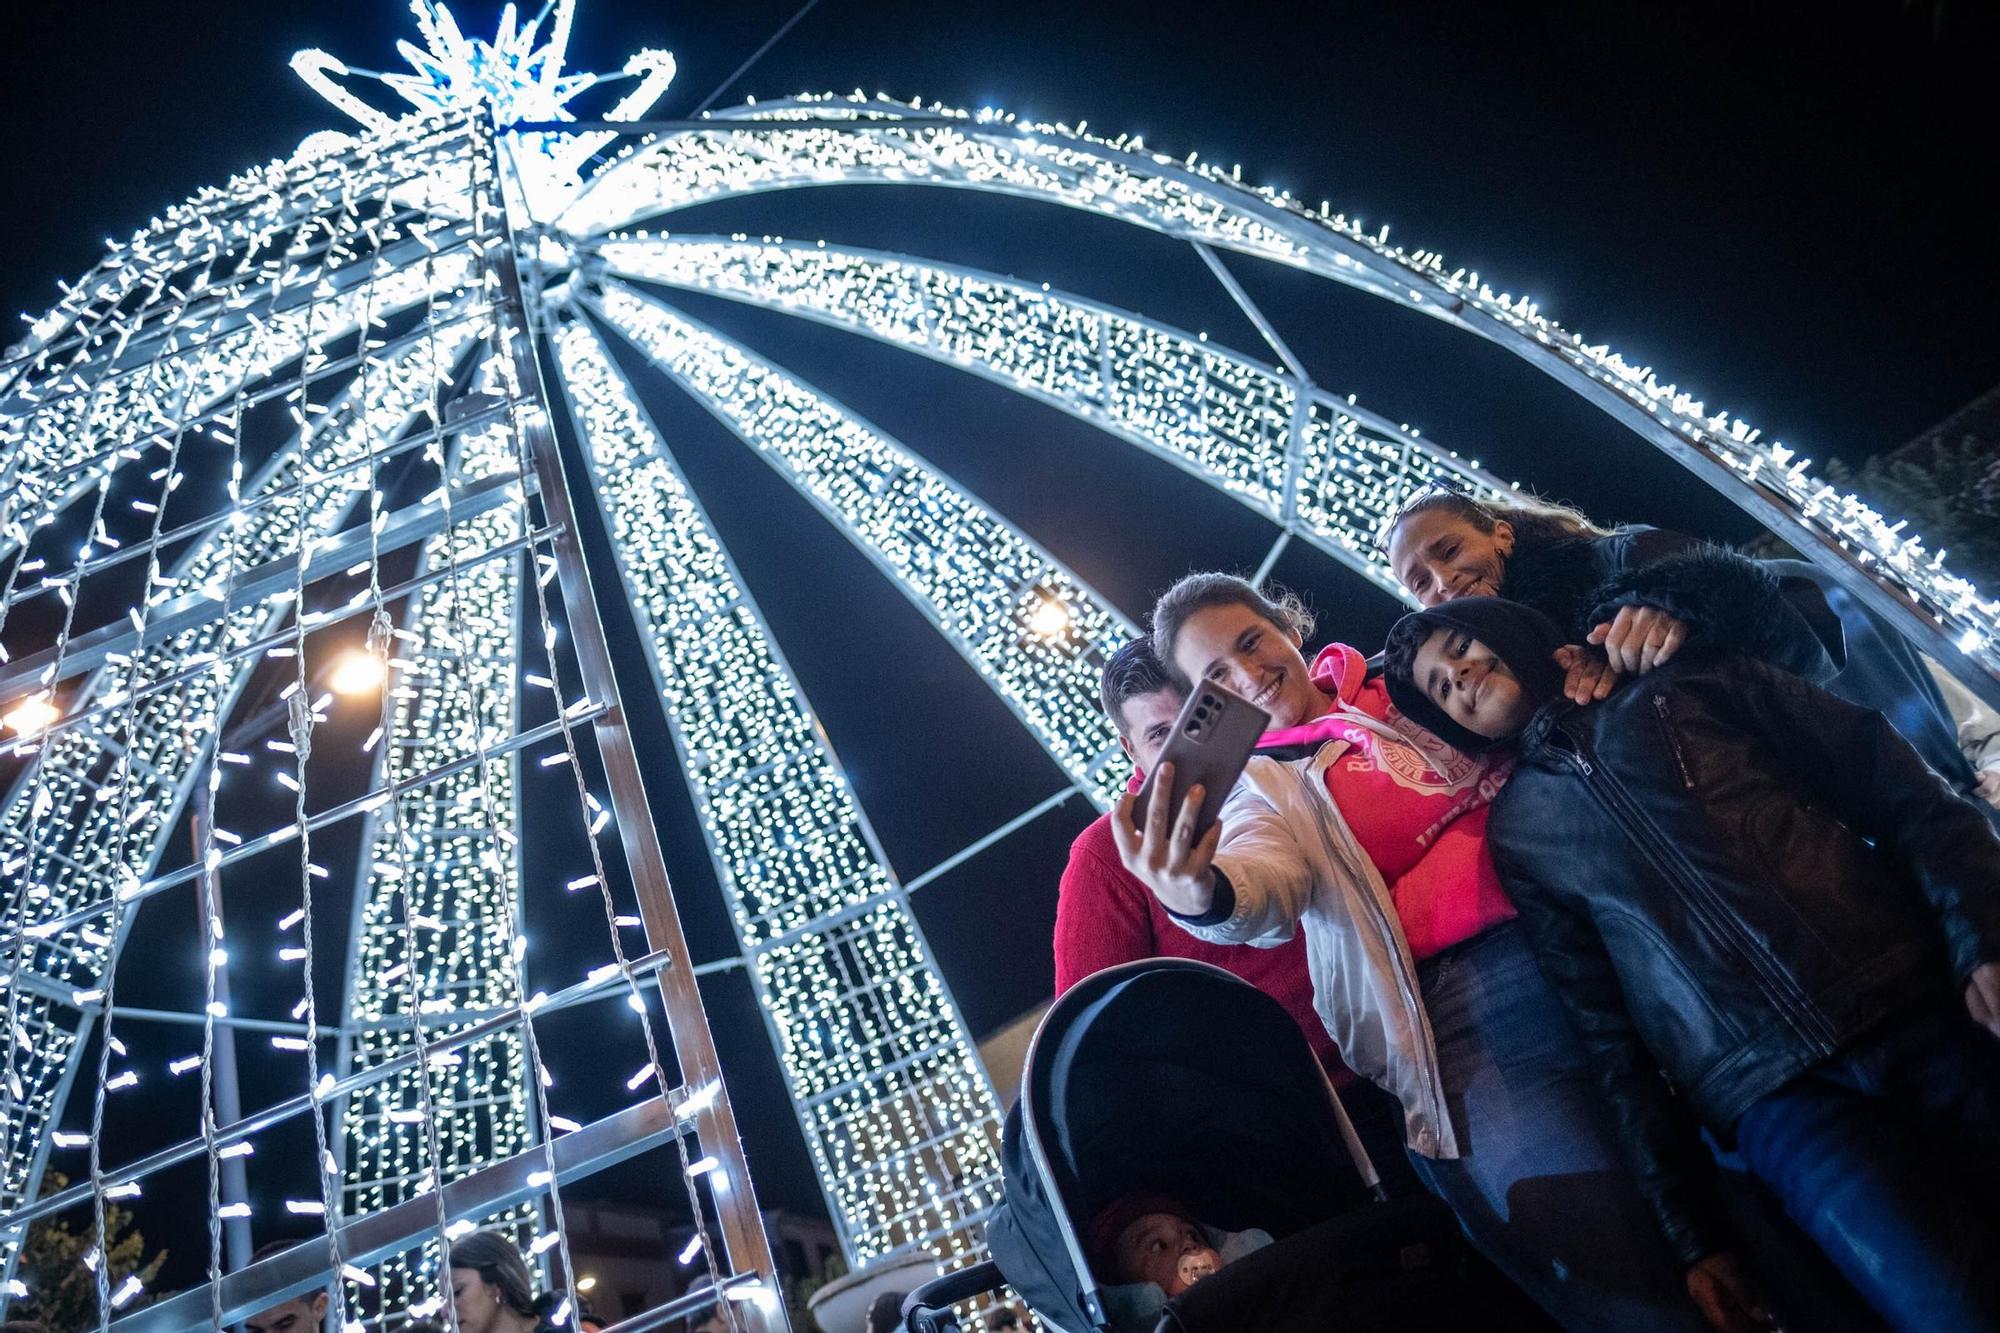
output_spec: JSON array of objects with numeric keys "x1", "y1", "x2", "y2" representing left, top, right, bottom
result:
[
  {"x1": 594, "y1": 234, "x2": 1508, "y2": 600},
  {"x1": 563, "y1": 92, "x2": 1998, "y2": 682},
  {"x1": 86, "y1": 284, "x2": 220, "y2": 1328},
  {"x1": 551, "y1": 317, "x2": 1003, "y2": 1269},
  {"x1": 6, "y1": 3, "x2": 1996, "y2": 1323},
  {"x1": 338, "y1": 124, "x2": 547, "y2": 1319},
  {"x1": 0, "y1": 278, "x2": 480, "y2": 1296},
  {"x1": 590, "y1": 281, "x2": 1135, "y2": 810}
]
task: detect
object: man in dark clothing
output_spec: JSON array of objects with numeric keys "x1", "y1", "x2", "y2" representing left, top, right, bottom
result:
[{"x1": 1384, "y1": 593, "x2": 2000, "y2": 1333}]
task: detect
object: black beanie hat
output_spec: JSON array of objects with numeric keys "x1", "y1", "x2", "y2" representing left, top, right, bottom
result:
[{"x1": 1384, "y1": 597, "x2": 1568, "y2": 753}]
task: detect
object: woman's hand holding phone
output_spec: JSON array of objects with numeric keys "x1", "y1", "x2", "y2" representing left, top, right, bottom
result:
[{"x1": 1111, "y1": 760, "x2": 1224, "y2": 917}]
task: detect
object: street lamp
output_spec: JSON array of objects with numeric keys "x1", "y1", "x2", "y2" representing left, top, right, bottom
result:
[
  {"x1": 1026, "y1": 595, "x2": 1072, "y2": 642},
  {"x1": 329, "y1": 650, "x2": 387, "y2": 697}
]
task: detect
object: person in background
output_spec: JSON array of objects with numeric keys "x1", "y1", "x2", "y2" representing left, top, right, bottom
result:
[
  {"x1": 446, "y1": 1229, "x2": 565, "y2": 1333},
  {"x1": 684, "y1": 1304, "x2": 729, "y2": 1333},
  {"x1": 1384, "y1": 594, "x2": 2000, "y2": 1331},
  {"x1": 866, "y1": 1289, "x2": 908, "y2": 1333},
  {"x1": 243, "y1": 1240, "x2": 329, "y2": 1333},
  {"x1": 981, "y1": 1304, "x2": 1027, "y2": 1330}
]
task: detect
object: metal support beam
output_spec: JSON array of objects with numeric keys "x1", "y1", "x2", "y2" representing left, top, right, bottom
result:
[
  {"x1": 111, "y1": 1097, "x2": 688, "y2": 1332},
  {"x1": 491, "y1": 200, "x2": 784, "y2": 1323}
]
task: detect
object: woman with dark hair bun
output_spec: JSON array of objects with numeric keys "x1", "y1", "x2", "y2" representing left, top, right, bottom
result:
[
  {"x1": 445, "y1": 1229, "x2": 565, "y2": 1333},
  {"x1": 1119, "y1": 571, "x2": 1718, "y2": 1330}
]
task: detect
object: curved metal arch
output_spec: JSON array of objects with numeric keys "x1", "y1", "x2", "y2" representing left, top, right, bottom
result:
[
  {"x1": 0, "y1": 242, "x2": 478, "y2": 571},
  {"x1": 0, "y1": 106, "x2": 479, "y2": 399},
  {"x1": 587, "y1": 278, "x2": 1136, "y2": 810},
  {"x1": 589, "y1": 233, "x2": 1512, "y2": 601},
  {"x1": 561, "y1": 94, "x2": 1999, "y2": 704}
]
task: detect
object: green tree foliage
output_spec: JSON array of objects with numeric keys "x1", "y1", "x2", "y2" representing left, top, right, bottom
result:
[
  {"x1": 1738, "y1": 393, "x2": 2000, "y2": 591},
  {"x1": 1824, "y1": 429, "x2": 2000, "y2": 590},
  {"x1": 8, "y1": 1172, "x2": 169, "y2": 1329}
]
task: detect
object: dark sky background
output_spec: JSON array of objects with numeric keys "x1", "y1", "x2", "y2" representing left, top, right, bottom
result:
[{"x1": 5, "y1": 0, "x2": 1999, "y2": 1300}]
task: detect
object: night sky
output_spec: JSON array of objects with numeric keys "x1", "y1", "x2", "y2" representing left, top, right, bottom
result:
[{"x1": 4, "y1": 0, "x2": 1998, "y2": 1299}]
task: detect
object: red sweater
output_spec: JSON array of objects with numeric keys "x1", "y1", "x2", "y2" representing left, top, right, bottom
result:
[{"x1": 1054, "y1": 812, "x2": 1340, "y2": 1069}]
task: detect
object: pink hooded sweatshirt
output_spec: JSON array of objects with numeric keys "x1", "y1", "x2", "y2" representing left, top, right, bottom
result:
[{"x1": 1256, "y1": 643, "x2": 1515, "y2": 960}]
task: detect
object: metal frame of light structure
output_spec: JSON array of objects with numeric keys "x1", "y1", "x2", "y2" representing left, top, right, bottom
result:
[
  {"x1": 0, "y1": 286, "x2": 481, "y2": 1295},
  {"x1": 1, "y1": 107, "x2": 783, "y2": 1331},
  {"x1": 559, "y1": 93, "x2": 2000, "y2": 704},
  {"x1": 549, "y1": 313, "x2": 1005, "y2": 1268},
  {"x1": 8, "y1": 0, "x2": 1999, "y2": 1321}
]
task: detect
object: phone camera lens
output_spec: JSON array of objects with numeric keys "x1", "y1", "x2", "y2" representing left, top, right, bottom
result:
[{"x1": 1187, "y1": 722, "x2": 1202, "y2": 735}]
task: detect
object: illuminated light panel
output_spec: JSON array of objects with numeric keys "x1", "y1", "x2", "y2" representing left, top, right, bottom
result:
[
  {"x1": 595, "y1": 235, "x2": 1506, "y2": 599},
  {"x1": 336, "y1": 402, "x2": 538, "y2": 1317},
  {"x1": 591, "y1": 280, "x2": 1134, "y2": 808},
  {"x1": 1, "y1": 107, "x2": 477, "y2": 383},
  {"x1": 0, "y1": 113, "x2": 485, "y2": 568},
  {"x1": 553, "y1": 318, "x2": 1002, "y2": 1263}
]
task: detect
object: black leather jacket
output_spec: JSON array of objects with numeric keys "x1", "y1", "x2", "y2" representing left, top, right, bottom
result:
[
  {"x1": 1509, "y1": 526, "x2": 1995, "y2": 814},
  {"x1": 1488, "y1": 657, "x2": 2000, "y2": 1266}
]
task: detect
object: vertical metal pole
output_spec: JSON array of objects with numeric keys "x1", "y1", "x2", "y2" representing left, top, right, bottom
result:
[
  {"x1": 192, "y1": 789, "x2": 254, "y2": 1276},
  {"x1": 483, "y1": 161, "x2": 785, "y2": 1329}
]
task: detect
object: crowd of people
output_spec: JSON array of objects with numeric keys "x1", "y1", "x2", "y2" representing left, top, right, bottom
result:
[{"x1": 1060, "y1": 487, "x2": 2000, "y2": 1331}]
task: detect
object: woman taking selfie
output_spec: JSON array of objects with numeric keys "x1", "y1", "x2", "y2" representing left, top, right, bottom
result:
[{"x1": 1113, "y1": 572, "x2": 1729, "y2": 1331}]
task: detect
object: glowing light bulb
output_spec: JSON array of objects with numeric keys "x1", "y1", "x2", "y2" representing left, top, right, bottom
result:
[
  {"x1": 2, "y1": 695, "x2": 59, "y2": 738},
  {"x1": 1027, "y1": 596, "x2": 1072, "y2": 641},
  {"x1": 329, "y1": 651, "x2": 387, "y2": 697}
]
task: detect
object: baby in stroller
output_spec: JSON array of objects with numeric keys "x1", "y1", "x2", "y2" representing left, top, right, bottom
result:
[
  {"x1": 903, "y1": 960, "x2": 1509, "y2": 1333},
  {"x1": 1089, "y1": 1193, "x2": 1273, "y2": 1325}
]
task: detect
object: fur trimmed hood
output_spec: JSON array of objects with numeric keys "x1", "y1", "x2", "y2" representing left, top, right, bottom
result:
[{"x1": 1587, "y1": 542, "x2": 1841, "y2": 683}]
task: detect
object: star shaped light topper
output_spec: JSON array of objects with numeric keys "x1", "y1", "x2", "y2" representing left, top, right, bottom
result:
[{"x1": 291, "y1": 0, "x2": 676, "y2": 218}]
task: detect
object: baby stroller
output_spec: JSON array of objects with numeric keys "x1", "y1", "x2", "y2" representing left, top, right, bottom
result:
[{"x1": 902, "y1": 960, "x2": 1481, "y2": 1332}]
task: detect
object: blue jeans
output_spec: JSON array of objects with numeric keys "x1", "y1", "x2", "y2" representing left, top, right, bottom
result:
[
  {"x1": 1732, "y1": 1003, "x2": 2000, "y2": 1332},
  {"x1": 1406, "y1": 922, "x2": 1706, "y2": 1332}
]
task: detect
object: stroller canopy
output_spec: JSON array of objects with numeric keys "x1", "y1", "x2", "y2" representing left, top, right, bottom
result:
[{"x1": 986, "y1": 960, "x2": 1368, "y2": 1330}]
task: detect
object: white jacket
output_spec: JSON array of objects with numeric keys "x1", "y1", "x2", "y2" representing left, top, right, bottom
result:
[{"x1": 1180, "y1": 740, "x2": 1460, "y2": 1159}]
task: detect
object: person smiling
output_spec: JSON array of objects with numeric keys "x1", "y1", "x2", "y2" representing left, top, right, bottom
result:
[
  {"x1": 1113, "y1": 571, "x2": 1716, "y2": 1331},
  {"x1": 1382, "y1": 485, "x2": 1999, "y2": 825},
  {"x1": 1384, "y1": 595, "x2": 2000, "y2": 1332}
]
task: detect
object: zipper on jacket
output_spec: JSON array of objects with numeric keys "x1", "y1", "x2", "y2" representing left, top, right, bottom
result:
[
  {"x1": 1293, "y1": 761, "x2": 1451, "y2": 1149},
  {"x1": 1652, "y1": 695, "x2": 1696, "y2": 791},
  {"x1": 1559, "y1": 737, "x2": 1838, "y2": 1053}
]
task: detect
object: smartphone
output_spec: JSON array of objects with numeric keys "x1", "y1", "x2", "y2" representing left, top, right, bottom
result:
[{"x1": 1132, "y1": 683, "x2": 1270, "y2": 843}]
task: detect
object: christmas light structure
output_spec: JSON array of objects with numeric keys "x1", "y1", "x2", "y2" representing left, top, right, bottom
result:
[{"x1": 3, "y1": 0, "x2": 1997, "y2": 1327}]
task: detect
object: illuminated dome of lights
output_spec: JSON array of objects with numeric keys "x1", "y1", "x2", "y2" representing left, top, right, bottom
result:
[{"x1": 1, "y1": 1, "x2": 1994, "y2": 1327}]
